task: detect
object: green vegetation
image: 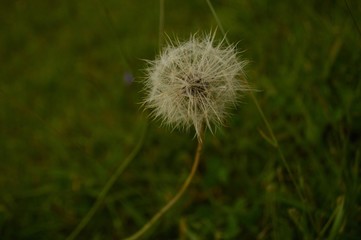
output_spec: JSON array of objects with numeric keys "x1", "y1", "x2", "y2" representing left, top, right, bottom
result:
[{"x1": 1, "y1": 0, "x2": 360, "y2": 239}]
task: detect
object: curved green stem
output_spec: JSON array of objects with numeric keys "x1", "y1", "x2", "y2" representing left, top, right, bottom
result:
[{"x1": 125, "y1": 132, "x2": 204, "y2": 240}]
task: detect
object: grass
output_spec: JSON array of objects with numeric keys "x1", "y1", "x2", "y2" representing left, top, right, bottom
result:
[{"x1": 1, "y1": 0, "x2": 360, "y2": 239}]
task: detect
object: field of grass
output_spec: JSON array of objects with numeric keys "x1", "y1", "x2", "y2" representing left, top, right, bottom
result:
[{"x1": 1, "y1": 0, "x2": 360, "y2": 239}]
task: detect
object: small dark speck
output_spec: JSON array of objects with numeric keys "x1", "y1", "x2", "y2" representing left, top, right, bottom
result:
[{"x1": 123, "y1": 72, "x2": 134, "y2": 85}]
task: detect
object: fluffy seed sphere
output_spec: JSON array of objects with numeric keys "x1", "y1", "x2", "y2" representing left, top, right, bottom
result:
[{"x1": 143, "y1": 32, "x2": 248, "y2": 139}]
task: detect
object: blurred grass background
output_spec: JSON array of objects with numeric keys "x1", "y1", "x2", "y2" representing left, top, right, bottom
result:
[{"x1": 0, "y1": 0, "x2": 360, "y2": 239}]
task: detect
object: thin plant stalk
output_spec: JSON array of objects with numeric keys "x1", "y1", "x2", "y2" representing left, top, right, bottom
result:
[
  {"x1": 158, "y1": 0, "x2": 165, "y2": 47},
  {"x1": 204, "y1": 0, "x2": 314, "y2": 227},
  {"x1": 205, "y1": 0, "x2": 228, "y2": 44},
  {"x1": 251, "y1": 89, "x2": 315, "y2": 228},
  {"x1": 250, "y1": 92, "x2": 304, "y2": 197},
  {"x1": 66, "y1": 124, "x2": 147, "y2": 240},
  {"x1": 125, "y1": 129, "x2": 204, "y2": 240}
]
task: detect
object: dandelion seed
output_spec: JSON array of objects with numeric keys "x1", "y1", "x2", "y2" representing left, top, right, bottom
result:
[{"x1": 143, "y1": 32, "x2": 249, "y2": 140}]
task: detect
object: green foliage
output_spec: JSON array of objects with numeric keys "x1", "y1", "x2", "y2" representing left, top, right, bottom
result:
[{"x1": 0, "y1": 0, "x2": 360, "y2": 239}]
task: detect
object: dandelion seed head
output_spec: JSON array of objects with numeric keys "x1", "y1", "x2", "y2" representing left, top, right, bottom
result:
[{"x1": 143, "y1": 32, "x2": 249, "y2": 139}]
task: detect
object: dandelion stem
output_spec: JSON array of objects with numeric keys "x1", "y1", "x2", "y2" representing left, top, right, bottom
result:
[{"x1": 125, "y1": 128, "x2": 204, "y2": 240}]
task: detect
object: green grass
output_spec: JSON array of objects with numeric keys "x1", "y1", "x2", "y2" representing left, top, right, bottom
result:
[{"x1": 1, "y1": 0, "x2": 360, "y2": 239}]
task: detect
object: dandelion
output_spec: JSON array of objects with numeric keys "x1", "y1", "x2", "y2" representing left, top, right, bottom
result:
[
  {"x1": 125, "y1": 32, "x2": 249, "y2": 240},
  {"x1": 144, "y1": 32, "x2": 248, "y2": 140}
]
